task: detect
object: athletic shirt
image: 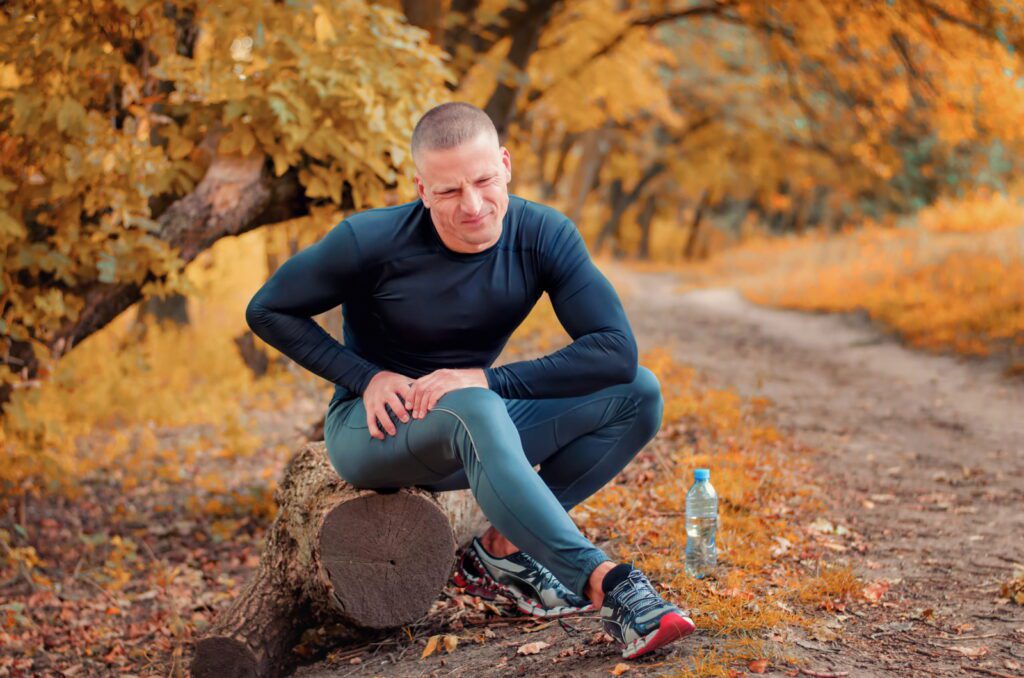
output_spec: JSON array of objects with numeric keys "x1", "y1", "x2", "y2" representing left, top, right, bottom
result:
[{"x1": 245, "y1": 194, "x2": 638, "y2": 406}]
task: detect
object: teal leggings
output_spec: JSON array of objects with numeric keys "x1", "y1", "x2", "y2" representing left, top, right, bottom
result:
[{"x1": 324, "y1": 365, "x2": 664, "y2": 598}]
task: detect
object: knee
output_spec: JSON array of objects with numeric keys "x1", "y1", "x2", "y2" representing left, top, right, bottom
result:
[
  {"x1": 629, "y1": 365, "x2": 664, "y2": 438},
  {"x1": 434, "y1": 387, "x2": 507, "y2": 424},
  {"x1": 431, "y1": 387, "x2": 516, "y2": 459}
]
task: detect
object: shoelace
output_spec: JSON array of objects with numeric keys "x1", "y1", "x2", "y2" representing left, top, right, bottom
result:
[
  {"x1": 611, "y1": 570, "x2": 666, "y2": 618},
  {"x1": 516, "y1": 552, "x2": 574, "y2": 595}
]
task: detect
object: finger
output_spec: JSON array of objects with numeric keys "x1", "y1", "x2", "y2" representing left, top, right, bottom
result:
[
  {"x1": 416, "y1": 383, "x2": 432, "y2": 419},
  {"x1": 388, "y1": 392, "x2": 410, "y2": 422},
  {"x1": 400, "y1": 380, "x2": 415, "y2": 408},
  {"x1": 367, "y1": 411, "x2": 383, "y2": 440},
  {"x1": 378, "y1": 406, "x2": 397, "y2": 436},
  {"x1": 420, "y1": 386, "x2": 438, "y2": 418},
  {"x1": 412, "y1": 381, "x2": 427, "y2": 419},
  {"x1": 425, "y1": 388, "x2": 444, "y2": 413}
]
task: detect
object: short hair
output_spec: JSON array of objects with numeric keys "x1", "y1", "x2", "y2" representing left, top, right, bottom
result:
[{"x1": 411, "y1": 102, "x2": 499, "y2": 164}]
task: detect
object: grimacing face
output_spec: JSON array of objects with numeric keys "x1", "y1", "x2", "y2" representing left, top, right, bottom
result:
[{"x1": 413, "y1": 130, "x2": 512, "y2": 254}]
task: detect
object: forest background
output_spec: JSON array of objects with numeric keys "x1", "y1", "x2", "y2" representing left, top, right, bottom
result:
[{"x1": 1, "y1": 1, "x2": 1023, "y2": 676}]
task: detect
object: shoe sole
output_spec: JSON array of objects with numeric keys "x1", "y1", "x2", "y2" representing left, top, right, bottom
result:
[
  {"x1": 452, "y1": 551, "x2": 595, "y2": 618},
  {"x1": 622, "y1": 612, "x2": 696, "y2": 659}
]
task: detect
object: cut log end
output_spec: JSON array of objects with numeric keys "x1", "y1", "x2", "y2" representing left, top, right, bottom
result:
[
  {"x1": 319, "y1": 492, "x2": 457, "y2": 628},
  {"x1": 191, "y1": 637, "x2": 257, "y2": 678}
]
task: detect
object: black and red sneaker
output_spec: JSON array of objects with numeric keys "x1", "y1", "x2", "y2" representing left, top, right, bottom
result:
[
  {"x1": 452, "y1": 537, "x2": 595, "y2": 618},
  {"x1": 600, "y1": 568, "x2": 696, "y2": 659}
]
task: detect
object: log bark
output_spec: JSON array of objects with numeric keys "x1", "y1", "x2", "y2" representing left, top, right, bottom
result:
[{"x1": 191, "y1": 442, "x2": 488, "y2": 678}]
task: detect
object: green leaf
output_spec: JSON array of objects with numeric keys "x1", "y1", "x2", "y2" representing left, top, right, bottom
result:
[{"x1": 97, "y1": 253, "x2": 117, "y2": 283}]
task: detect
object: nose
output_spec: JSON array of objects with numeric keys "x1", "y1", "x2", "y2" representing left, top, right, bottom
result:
[{"x1": 460, "y1": 186, "x2": 483, "y2": 217}]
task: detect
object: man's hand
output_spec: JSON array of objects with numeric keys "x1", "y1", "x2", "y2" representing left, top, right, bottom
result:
[
  {"x1": 362, "y1": 371, "x2": 414, "y2": 440},
  {"x1": 406, "y1": 368, "x2": 488, "y2": 420}
]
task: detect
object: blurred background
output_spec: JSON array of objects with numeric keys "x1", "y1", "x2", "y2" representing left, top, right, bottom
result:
[{"x1": 1, "y1": 1, "x2": 1022, "y2": 676}]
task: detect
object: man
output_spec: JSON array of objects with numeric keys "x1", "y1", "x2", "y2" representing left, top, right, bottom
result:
[{"x1": 245, "y1": 102, "x2": 695, "y2": 659}]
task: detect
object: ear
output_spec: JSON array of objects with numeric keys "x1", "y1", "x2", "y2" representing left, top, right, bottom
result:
[
  {"x1": 500, "y1": 146, "x2": 512, "y2": 182},
  {"x1": 414, "y1": 174, "x2": 430, "y2": 207}
]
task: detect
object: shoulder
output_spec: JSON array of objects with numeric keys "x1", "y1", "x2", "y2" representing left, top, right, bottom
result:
[
  {"x1": 507, "y1": 195, "x2": 581, "y2": 254},
  {"x1": 328, "y1": 198, "x2": 425, "y2": 261},
  {"x1": 509, "y1": 194, "x2": 573, "y2": 233}
]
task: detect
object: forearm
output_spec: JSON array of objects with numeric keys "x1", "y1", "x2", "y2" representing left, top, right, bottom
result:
[
  {"x1": 245, "y1": 299, "x2": 382, "y2": 395},
  {"x1": 484, "y1": 329, "x2": 638, "y2": 399}
]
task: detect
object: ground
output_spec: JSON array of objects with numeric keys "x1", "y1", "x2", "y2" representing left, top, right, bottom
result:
[{"x1": 291, "y1": 262, "x2": 1024, "y2": 677}]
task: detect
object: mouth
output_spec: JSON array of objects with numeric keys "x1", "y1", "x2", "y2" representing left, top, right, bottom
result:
[{"x1": 462, "y1": 214, "x2": 491, "y2": 225}]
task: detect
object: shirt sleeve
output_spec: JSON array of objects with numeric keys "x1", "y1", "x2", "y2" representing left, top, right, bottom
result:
[
  {"x1": 483, "y1": 218, "x2": 638, "y2": 399},
  {"x1": 244, "y1": 220, "x2": 383, "y2": 396}
]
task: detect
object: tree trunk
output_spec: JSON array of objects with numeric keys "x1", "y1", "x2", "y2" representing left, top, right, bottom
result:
[
  {"x1": 542, "y1": 131, "x2": 577, "y2": 201},
  {"x1": 683, "y1": 190, "x2": 710, "y2": 260},
  {"x1": 596, "y1": 178, "x2": 626, "y2": 254},
  {"x1": 566, "y1": 128, "x2": 609, "y2": 226},
  {"x1": 191, "y1": 442, "x2": 488, "y2": 678},
  {"x1": 637, "y1": 193, "x2": 657, "y2": 259}
]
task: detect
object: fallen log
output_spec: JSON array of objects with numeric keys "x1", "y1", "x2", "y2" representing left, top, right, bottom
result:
[{"x1": 191, "y1": 441, "x2": 488, "y2": 678}]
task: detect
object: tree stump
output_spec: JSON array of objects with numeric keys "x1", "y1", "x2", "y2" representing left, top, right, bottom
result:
[{"x1": 191, "y1": 441, "x2": 488, "y2": 678}]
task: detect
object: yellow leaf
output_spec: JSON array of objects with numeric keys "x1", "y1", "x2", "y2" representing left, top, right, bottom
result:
[
  {"x1": 239, "y1": 127, "x2": 257, "y2": 156},
  {"x1": 314, "y1": 13, "x2": 336, "y2": 45},
  {"x1": 421, "y1": 634, "x2": 440, "y2": 659},
  {"x1": 516, "y1": 641, "x2": 549, "y2": 655},
  {"x1": 0, "y1": 63, "x2": 22, "y2": 89},
  {"x1": 611, "y1": 663, "x2": 631, "y2": 675},
  {"x1": 442, "y1": 634, "x2": 458, "y2": 653},
  {"x1": 167, "y1": 134, "x2": 194, "y2": 161}
]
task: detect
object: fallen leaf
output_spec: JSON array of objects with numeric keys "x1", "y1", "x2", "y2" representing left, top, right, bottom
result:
[
  {"x1": 809, "y1": 518, "x2": 834, "y2": 534},
  {"x1": 950, "y1": 645, "x2": 988, "y2": 659},
  {"x1": 518, "y1": 641, "x2": 550, "y2": 655},
  {"x1": 611, "y1": 663, "x2": 631, "y2": 675},
  {"x1": 748, "y1": 658, "x2": 769, "y2": 673},
  {"x1": 443, "y1": 635, "x2": 458, "y2": 653},
  {"x1": 862, "y1": 581, "x2": 890, "y2": 603},
  {"x1": 421, "y1": 634, "x2": 440, "y2": 659}
]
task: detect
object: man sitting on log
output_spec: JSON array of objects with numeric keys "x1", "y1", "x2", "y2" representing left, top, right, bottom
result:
[{"x1": 245, "y1": 101, "x2": 695, "y2": 659}]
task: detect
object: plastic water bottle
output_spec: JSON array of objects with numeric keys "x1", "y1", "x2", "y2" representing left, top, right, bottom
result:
[{"x1": 685, "y1": 468, "x2": 718, "y2": 578}]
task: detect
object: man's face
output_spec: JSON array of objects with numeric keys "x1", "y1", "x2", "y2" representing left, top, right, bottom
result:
[{"x1": 413, "y1": 130, "x2": 512, "y2": 253}]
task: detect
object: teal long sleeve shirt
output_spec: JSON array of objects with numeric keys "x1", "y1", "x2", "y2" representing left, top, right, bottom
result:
[{"x1": 245, "y1": 194, "x2": 638, "y2": 405}]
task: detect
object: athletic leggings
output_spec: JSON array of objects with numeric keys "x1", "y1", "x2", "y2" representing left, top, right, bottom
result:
[{"x1": 323, "y1": 365, "x2": 664, "y2": 598}]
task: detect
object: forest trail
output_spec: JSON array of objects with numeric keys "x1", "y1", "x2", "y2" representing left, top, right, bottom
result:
[{"x1": 610, "y1": 262, "x2": 1024, "y2": 677}]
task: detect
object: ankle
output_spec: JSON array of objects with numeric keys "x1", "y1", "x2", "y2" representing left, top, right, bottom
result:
[
  {"x1": 586, "y1": 561, "x2": 617, "y2": 608},
  {"x1": 480, "y1": 531, "x2": 518, "y2": 559}
]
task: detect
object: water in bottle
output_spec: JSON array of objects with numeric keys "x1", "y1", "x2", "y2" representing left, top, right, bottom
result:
[{"x1": 685, "y1": 468, "x2": 718, "y2": 578}]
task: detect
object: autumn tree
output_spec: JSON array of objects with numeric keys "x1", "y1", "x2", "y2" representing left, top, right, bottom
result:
[{"x1": 0, "y1": 0, "x2": 562, "y2": 412}]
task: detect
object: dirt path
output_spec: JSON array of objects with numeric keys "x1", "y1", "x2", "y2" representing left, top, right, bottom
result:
[
  {"x1": 612, "y1": 264, "x2": 1024, "y2": 677},
  {"x1": 295, "y1": 264, "x2": 1023, "y2": 678}
]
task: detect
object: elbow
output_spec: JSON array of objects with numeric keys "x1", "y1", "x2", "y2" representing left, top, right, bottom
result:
[
  {"x1": 244, "y1": 295, "x2": 269, "y2": 336},
  {"x1": 614, "y1": 332, "x2": 639, "y2": 384}
]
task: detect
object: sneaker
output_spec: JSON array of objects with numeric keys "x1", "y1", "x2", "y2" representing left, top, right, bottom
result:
[
  {"x1": 452, "y1": 537, "x2": 595, "y2": 618},
  {"x1": 601, "y1": 568, "x2": 695, "y2": 659}
]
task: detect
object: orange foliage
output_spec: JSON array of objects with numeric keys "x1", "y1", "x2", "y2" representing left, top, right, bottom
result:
[{"x1": 674, "y1": 192, "x2": 1024, "y2": 362}]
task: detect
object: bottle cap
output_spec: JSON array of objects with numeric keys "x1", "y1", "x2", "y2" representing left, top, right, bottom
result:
[{"x1": 694, "y1": 468, "x2": 710, "y2": 481}]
